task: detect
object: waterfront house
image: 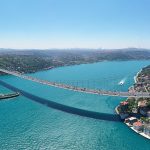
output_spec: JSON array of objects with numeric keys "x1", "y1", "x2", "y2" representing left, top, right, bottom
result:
[
  {"x1": 139, "y1": 107, "x2": 149, "y2": 116},
  {"x1": 133, "y1": 121, "x2": 143, "y2": 131},
  {"x1": 143, "y1": 124, "x2": 150, "y2": 136},
  {"x1": 147, "y1": 111, "x2": 150, "y2": 117},
  {"x1": 120, "y1": 101, "x2": 128, "y2": 112},
  {"x1": 125, "y1": 117, "x2": 138, "y2": 125},
  {"x1": 121, "y1": 101, "x2": 128, "y2": 105},
  {"x1": 118, "y1": 101, "x2": 129, "y2": 119},
  {"x1": 120, "y1": 113, "x2": 129, "y2": 119},
  {"x1": 138, "y1": 100, "x2": 149, "y2": 116},
  {"x1": 138, "y1": 100, "x2": 147, "y2": 107}
]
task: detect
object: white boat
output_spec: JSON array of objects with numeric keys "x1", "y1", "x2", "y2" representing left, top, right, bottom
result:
[{"x1": 118, "y1": 80, "x2": 125, "y2": 85}]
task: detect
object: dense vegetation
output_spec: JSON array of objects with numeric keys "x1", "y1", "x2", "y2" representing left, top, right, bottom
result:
[{"x1": 0, "y1": 55, "x2": 55, "y2": 73}]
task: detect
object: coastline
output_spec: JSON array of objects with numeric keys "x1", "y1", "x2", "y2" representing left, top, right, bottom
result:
[
  {"x1": 115, "y1": 106, "x2": 119, "y2": 115},
  {"x1": 115, "y1": 66, "x2": 150, "y2": 140},
  {"x1": 115, "y1": 105, "x2": 150, "y2": 140},
  {"x1": 134, "y1": 69, "x2": 142, "y2": 83},
  {"x1": 0, "y1": 60, "x2": 148, "y2": 76},
  {"x1": 125, "y1": 122, "x2": 150, "y2": 140}
]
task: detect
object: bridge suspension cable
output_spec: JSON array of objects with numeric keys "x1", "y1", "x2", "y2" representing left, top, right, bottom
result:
[{"x1": 0, "y1": 68, "x2": 149, "y2": 98}]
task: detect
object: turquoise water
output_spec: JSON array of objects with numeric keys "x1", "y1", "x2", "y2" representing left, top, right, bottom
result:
[{"x1": 0, "y1": 60, "x2": 150, "y2": 150}]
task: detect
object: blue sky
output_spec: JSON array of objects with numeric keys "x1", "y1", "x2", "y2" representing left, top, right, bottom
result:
[{"x1": 0, "y1": 0, "x2": 150, "y2": 49}]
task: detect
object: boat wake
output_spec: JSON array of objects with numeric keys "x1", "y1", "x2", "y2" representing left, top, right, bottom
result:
[{"x1": 118, "y1": 78, "x2": 126, "y2": 85}]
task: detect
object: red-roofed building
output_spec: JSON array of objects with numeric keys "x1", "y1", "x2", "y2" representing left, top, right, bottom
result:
[
  {"x1": 133, "y1": 121, "x2": 143, "y2": 131},
  {"x1": 120, "y1": 101, "x2": 129, "y2": 113},
  {"x1": 120, "y1": 101, "x2": 128, "y2": 106}
]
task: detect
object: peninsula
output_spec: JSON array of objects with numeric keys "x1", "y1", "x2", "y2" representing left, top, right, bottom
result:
[{"x1": 116, "y1": 65, "x2": 150, "y2": 139}]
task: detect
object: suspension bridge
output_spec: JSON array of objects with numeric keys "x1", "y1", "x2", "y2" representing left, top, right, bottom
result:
[{"x1": 0, "y1": 68, "x2": 150, "y2": 98}]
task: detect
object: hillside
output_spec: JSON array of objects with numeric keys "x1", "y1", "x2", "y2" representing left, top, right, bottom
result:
[{"x1": 0, "y1": 48, "x2": 150, "y2": 74}]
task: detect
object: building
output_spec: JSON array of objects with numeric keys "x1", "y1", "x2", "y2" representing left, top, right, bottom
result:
[
  {"x1": 138, "y1": 100, "x2": 147, "y2": 107},
  {"x1": 139, "y1": 107, "x2": 149, "y2": 116},
  {"x1": 147, "y1": 111, "x2": 150, "y2": 117},
  {"x1": 120, "y1": 113, "x2": 129, "y2": 119},
  {"x1": 120, "y1": 101, "x2": 128, "y2": 112},
  {"x1": 143, "y1": 124, "x2": 150, "y2": 136},
  {"x1": 133, "y1": 121, "x2": 143, "y2": 131},
  {"x1": 125, "y1": 117, "x2": 138, "y2": 125}
]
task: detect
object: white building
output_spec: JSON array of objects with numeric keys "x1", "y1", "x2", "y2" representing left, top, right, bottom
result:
[{"x1": 143, "y1": 124, "x2": 150, "y2": 136}]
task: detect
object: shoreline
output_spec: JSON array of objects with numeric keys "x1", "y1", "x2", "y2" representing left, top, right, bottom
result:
[
  {"x1": 125, "y1": 122, "x2": 150, "y2": 140},
  {"x1": 0, "y1": 60, "x2": 148, "y2": 76},
  {"x1": 115, "y1": 105, "x2": 150, "y2": 140},
  {"x1": 134, "y1": 69, "x2": 142, "y2": 83},
  {"x1": 115, "y1": 66, "x2": 150, "y2": 140},
  {"x1": 115, "y1": 106, "x2": 120, "y2": 115}
]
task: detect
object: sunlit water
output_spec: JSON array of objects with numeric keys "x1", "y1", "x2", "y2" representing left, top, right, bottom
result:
[{"x1": 0, "y1": 60, "x2": 150, "y2": 150}]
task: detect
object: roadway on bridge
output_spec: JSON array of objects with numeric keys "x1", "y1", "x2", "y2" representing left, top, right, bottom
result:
[{"x1": 0, "y1": 68, "x2": 149, "y2": 98}]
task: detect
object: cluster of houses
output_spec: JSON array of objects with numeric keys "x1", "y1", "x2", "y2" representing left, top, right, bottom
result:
[
  {"x1": 118, "y1": 99, "x2": 150, "y2": 138},
  {"x1": 119, "y1": 99, "x2": 150, "y2": 118},
  {"x1": 134, "y1": 73, "x2": 150, "y2": 92},
  {"x1": 117, "y1": 66, "x2": 150, "y2": 139},
  {"x1": 125, "y1": 117, "x2": 150, "y2": 137},
  {"x1": 138, "y1": 100, "x2": 150, "y2": 116}
]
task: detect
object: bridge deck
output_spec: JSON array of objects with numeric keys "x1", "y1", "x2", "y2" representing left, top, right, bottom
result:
[{"x1": 0, "y1": 69, "x2": 149, "y2": 98}]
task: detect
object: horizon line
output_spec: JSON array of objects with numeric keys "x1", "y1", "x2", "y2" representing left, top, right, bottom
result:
[{"x1": 0, "y1": 47, "x2": 150, "y2": 51}]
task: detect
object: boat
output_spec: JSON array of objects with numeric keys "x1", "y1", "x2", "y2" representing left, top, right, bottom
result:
[
  {"x1": 0, "y1": 92, "x2": 20, "y2": 100},
  {"x1": 118, "y1": 81, "x2": 124, "y2": 85},
  {"x1": 118, "y1": 79, "x2": 126, "y2": 85}
]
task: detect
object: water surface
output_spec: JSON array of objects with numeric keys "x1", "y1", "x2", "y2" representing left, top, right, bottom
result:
[{"x1": 0, "y1": 60, "x2": 149, "y2": 150}]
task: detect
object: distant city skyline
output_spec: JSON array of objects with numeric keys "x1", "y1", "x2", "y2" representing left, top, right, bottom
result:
[{"x1": 0, "y1": 0, "x2": 150, "y2": 49}]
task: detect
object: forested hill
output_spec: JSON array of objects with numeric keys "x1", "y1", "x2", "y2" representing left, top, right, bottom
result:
[{"x1": 0, "y1": 48, "x2": 150, "y2": 74}]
